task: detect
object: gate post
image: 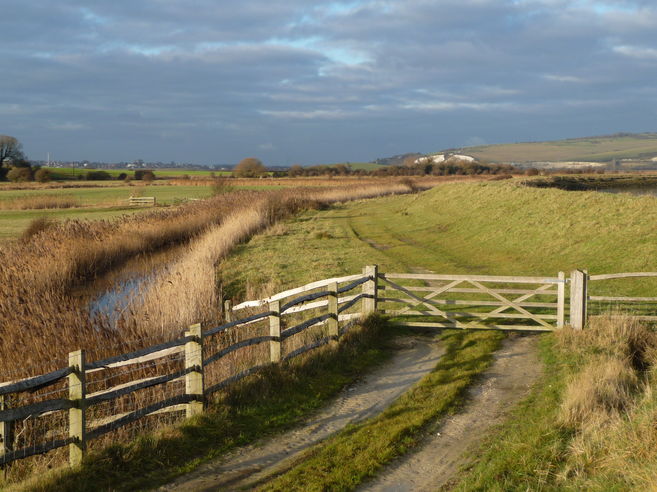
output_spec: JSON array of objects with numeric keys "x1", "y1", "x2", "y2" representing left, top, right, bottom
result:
[
  {"x1": 362, "y1": 265, "x2": 378, "y2": 315},
  {"x1": 557, "y1": 271, "x2": 566, "y2": 328},
  {"x1": 570, "y1": 270, "x2": 588, "y2": 330}
]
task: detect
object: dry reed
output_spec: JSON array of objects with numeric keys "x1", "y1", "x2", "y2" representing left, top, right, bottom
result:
[
  {"x1": 0, "y1": 195, "x2": 81, "y2": 210},
  {"x1": 0, "y1": 180, "x2": 422, "y2": 484}
]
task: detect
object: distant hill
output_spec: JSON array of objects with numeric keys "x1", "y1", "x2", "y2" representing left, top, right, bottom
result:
[
  {"x1": 374, "y1": 153, "x2": 422, "y2": 167},
  {"x1": 440, "y1": 133, "x2": 657, "y2": 164}
]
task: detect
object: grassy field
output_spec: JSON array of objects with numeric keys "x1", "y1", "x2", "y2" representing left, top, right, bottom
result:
[
  {"x1": 0, "y1": 184, "x2": 215, "y2": 241},
  {"x1": 9, "y1": 179, "x2": 657, "y2": 490},
  {"x1": 217, "y1": 181, "x2": 657, "y2": 490},
  {"x1": 43, "y1": 167, "x2": 232, "y2": 180},
  {"x1": 445, "y1": 133, "x2": 657, "y2": 163}
]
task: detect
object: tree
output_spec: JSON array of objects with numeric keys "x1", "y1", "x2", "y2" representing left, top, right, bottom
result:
[
  {"x1": 288, "y1": 164, "x2": 304, "y2": 177},
  {"x1": 233, "y1": 157, "x2": 266, "y2": 178},
  {"x1": 0, "y1": 135, "x2": 25, "y2": 167},
  {"x1": 134, "y1": 169, "x2": 155, "y2": 181},
  {"x1": 85, "y1": 170, "x2": 112, "y2": 180}
]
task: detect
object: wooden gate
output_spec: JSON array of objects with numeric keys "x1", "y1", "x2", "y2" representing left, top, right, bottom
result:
[{"x1": 378, "y1": 272, "x2": 566, "y2": 331}]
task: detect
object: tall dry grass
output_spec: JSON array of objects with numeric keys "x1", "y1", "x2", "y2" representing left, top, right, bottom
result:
[
  {"x1": 0, "y1": 195, "x2": 80, "y2": 210},
  {"x1": 0, "y1": 180, "x2": 422, "y2": 484},
  {"x1": 554, "y1": 315, "x2": 657, "y2": 487}
]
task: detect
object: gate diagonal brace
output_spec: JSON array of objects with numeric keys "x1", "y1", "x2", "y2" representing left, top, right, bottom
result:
[
  {"x1": 465, "y1": 280, "x2": 554, "y2": 329},
  {"x1": 382, "y1": 277, "x2": 461, "y2": 320},
  {"x1": 393, "y1": 279, "x2": 463, "y2": 317}
]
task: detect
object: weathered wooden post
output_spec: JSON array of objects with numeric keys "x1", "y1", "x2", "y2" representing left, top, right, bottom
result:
[
  {"x1": 1, "y1": 395, "x2": 13, "y2": 478},
  {"x1": 269, "y1": 300, "x2": 281, "y2": 363},
  {"x1": 557, "y1": 271, "x2": 566, "y2": 328},
  {"x1": 223, "y1": 300, "x2": 233, "y2": 322},
  {"x1": 185, "y1": 323, "x2": 204, "y2": 418},
  {"x1": 68, "y1": 349, "x2": 86, "y2": 466},
  {"x1": 328, "y1": 282, "x2": 339, "y2": 338},
  {"x1": 362, "y1": 265, "x2": 379, "y2": 315},
  {"x1": 570, "y1": 270, "x2": 588, "y2": 330}
]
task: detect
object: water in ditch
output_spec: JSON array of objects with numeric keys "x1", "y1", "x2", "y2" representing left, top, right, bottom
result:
[{"x1": 70, "y1": 244, "x2": 189, "y2": 325}]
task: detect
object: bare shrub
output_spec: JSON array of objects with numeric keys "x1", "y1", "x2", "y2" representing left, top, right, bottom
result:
[
  {"x1": 21, "y1": 217, "x2": 56, "y2": 242},
  {"x1": 398, "y1": 177, "x2": 419, "y2": 192},
  {"x1": 211, "y1": 177, "x2": 234, "y2": 196}
]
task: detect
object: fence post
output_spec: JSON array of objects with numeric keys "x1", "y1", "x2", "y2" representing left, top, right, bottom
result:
[
  {"x1": 68, "y1": 349, "x2": 86, "y2": 467},
  {"x1": 185, "y1": 323, "x2": 204, "y2": 418},
  {"x1": 328, "y1": 282, "x2": 339, "y2": 338},
  {"x1": 362, "y1": 265, "x2": 378, "y2": 315},
  {"x1": 557, "y1": 271, "x2": 566, "y2": 328},
  {"x1": 1, "y1": 395, "x2": 13, "y2": 479},
  {"x1": 224, "y1": 300, "x2": 233, "y2": 322},
  {"x1": 570, "y1": 270, "x2": 588, "y2": 330},
  {"x1": 269, "y1": 301, "x2": 281, "y2": 363}
]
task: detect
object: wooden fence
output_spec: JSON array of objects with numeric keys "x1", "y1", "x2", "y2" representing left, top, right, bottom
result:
[
  {"x1": 1, "y1": 266, "x2": 655, "y2": 471},
  {"x1": 0, "y1": 268, "x2": 375, "y2": 470},
  {"x1": 128, "y1": 196, "x2": 156, "y2": 206}
]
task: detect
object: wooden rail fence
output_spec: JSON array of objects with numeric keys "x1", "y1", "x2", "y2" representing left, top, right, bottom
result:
[
  {"x1": 128, "y1": 196, "x2": 156, "y2": 206},
  {"x1": 1, "y1": 266, "x2": 655, "y2": 471}
]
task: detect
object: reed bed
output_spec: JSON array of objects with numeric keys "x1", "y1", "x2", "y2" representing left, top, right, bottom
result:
[{"x1": 0, "y1": 195, "x2": 81, "y2": 210}]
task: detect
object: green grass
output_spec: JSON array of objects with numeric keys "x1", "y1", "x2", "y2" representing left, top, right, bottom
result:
[
  {"x1": 0, "y1": 207, "x2": 145, "y2": 241},
  {"x1": 217, "y1": 181, "x2": 657, "y2": 489},
  {"x1": 16, "y1": 180, "x2": 657, "y2": 490},
  {"x1": 444, "y1": 133, "x2": 657, "y2": 163},
  {"x1": 43, "y1": 167, "x2": 231, "y2": 180},
  {"x1": 0, "y1": 184, "x2": 213, "y2": 206},
  {"x1": 0, "y1": 185, "x2": 215, "y2": 240},
  {"x1": 450, "y1": 336, "x2": 574, "y2": 491},
  {"x1": 261, "y1": 329, "x2": 503, "y2": 491}
]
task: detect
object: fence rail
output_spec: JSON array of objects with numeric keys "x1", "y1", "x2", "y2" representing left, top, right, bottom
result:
[
  {"x1": 1, "y1": 265, "x2": 655, "y2": 471},
  {"x1": 128, "y1": 196, "x2": 156, "y2": 206},
  {"x1": 0, "y1": 267, "x2": 376, "y2": 470}
]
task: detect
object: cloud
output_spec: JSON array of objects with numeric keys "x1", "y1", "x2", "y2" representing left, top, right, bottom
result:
[{"x1": 1, "y1": 0, "x2": 656, "y2": 164}]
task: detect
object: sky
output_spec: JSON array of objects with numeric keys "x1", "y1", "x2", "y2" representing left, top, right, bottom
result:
[{"x1": 1, "y1": 0, "x2": 656, "y2": 166}]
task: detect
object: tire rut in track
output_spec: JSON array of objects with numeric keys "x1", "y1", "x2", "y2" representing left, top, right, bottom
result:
[
  {"x1": 159, "y1": 335, "x2": 445, "y2": 492},
  {"x1": 361, "y1": 333, "x2": 542, "y2": 492}
]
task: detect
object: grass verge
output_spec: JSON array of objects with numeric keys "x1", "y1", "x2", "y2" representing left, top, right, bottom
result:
[
  {"x1": 452, "y1": 315, "x2": 657, "y2": 491},
  {"x1": 15, "y1": 316, "x2": 394, "y2": 492},
  {"x1": 259, "y1": 328, "x2": 504, "y2": 491}
]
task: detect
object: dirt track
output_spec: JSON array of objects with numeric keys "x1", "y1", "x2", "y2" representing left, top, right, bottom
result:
[
  {"x1": 361, "y1": 333, "x2": 541, "y2": 492},
  {"x1": 159, "y1": 335, "x2": 445, "y2": 492}
]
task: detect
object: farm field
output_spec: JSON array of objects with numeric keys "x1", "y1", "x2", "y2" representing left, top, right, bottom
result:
[
  {"x1": 448, "y1": 132, "x2": 657, "y2": 163},
  {"x1": 0, "y1": 184, "x2": 215, "y2": 241},
  {"x1": 4, "y1": 179, "x2": 657, "y2": 491},
  {"x1": 42, "y1": 167, "x2": 233, "y2": 180}
]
